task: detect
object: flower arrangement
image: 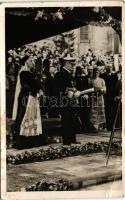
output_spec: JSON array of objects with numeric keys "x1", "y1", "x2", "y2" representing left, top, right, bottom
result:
[
  {"x1": 33, "y1": 7, "x2": 121, "y2": 36},
  {"x1": 34, "y1": 8, "x2": 74, "y2": 22},
  {"x1": 25, "y1": 179, "x2": 73, "y2": 191},
  {"x1": 92, "y1": 7, "x2": 121, "y2": 36},
  {"x1": 7, "y1": 141, "x2": 121, "y2": 165}
]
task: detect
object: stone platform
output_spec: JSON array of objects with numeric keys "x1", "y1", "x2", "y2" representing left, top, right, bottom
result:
[
  {"x1": 7, "y1": 152, "x2": 121, "y2": 191},
  {"x1": 7, "y1": 130, "x2": 122, "y2": 192},
  {"x1": 7, "y1": 130, "x2": 121, "y2": 155}
]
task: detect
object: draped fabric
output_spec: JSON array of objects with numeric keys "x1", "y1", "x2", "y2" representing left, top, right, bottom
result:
[
  {"x1": 20, "y1": 95, "x2": 42, "y2": 136},
  {"x1": 13, "y1": 66, "x2": 42, "y2": 138},
  {"x1": 12, "y1": 65, "x2": 28, "y2": 121},
  {"x1": 90, "y1": 78, "x2": 106, "y2": 130},
  {"x1": 90, "y1": 94, "x2": 106, "y2": 130}
]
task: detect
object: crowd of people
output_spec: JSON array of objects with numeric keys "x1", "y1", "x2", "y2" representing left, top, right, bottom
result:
[{"x1": 6, "y1": 45, "x2": 122, "y2": 149}]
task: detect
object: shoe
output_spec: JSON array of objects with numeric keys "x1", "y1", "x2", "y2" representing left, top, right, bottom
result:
[
  {"x1": 86, "y1": 129, "x2": 98, "y2": 133},
  {"x1": 62, "y1": 143, "x2": 71, "y2": 146},
  {"x1": 107, "y1": 128, "x2": 112, "y2": 131},
  {"x1": 91, "y1": 129, "x2": 98, "y2": 133},
  {"x1": 71, "y1": 141, "x2": 81, "y2": 144},
  {"x1": 86, "y1": 128, "x2": 98, "y2": 133}
]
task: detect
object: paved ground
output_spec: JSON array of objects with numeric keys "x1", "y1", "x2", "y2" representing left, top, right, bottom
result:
[
  {"x1": 7, "y1": 152, "x2": 122, "y2": 192},
  {"x1": 7, "y1": 130, "x2": 122, "y2": 192},
  {"x1": 7, "y1": 130, "x2": 121, "y2": 155},
  {"x1": 80, "y1": 180, "x2": 123, "y2": 198}
]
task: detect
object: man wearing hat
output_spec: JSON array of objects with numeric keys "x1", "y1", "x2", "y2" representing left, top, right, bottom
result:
[{"x1": 54, "y1": 54, "x2": 81, "y2": 145}]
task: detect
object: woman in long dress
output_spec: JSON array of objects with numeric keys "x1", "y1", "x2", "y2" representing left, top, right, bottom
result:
[
  {"x1": 12, "y1": 55, "x2": 44, "y2": 149},
  {"x1": 90, "y1": 67, "x2": 106, "y2": 131}
]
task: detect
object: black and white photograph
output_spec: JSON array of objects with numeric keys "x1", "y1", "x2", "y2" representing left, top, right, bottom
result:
[{"x1": 0, "y1": 2, "x2": 124, "y2": 199}]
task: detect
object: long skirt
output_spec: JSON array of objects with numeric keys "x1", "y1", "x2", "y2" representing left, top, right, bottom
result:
[
  {"x1": 90, "y1": 94, "x2": 106, "y2": 130},
  {"x1": 14, "y1": 94, "x2": 45, "y2": 149}
]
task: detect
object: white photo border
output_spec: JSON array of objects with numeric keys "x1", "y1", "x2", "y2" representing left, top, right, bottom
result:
[{"x1": 0, "y1": 1, "x2": 125, "y2": 199}]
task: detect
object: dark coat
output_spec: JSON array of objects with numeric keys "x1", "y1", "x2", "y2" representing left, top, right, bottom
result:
[
  {"x1": 115, "y1": 80, "x2": 122, "y2": 97},
  {"x1": 44, "y1": 72, "x2": 54, "y2": 97},
  {"x1": 100, "y1": 72, "x2": 118, "y2": 130},
  {"x1": 75, "y1": 75, "x2": 89, "y2": 91},
  {"x1": 54, "y1": 68, "x2": 77, "y2": 145},
  {"x1": 19, "y1": 70, "x2": 41, "y2": 98},
  {"x1": 54, "y1": 68, "x2": 75, "y2": 96},
  {"x1": 100, "y1": 72, "x2": 117, "y2": 105},
  {"x1": 15, "y1": 71, "x2": 41, "y2": 132}
]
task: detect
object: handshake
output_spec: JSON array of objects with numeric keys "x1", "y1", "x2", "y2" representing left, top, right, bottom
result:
[
  {"x1": 94, "y1": 88, "x2": 106, "y2": 94},
  {"x1": 74, "y1": 91, "x2": 88, "y2": 100},
  {"x1": 67, "y1": 87, "x2": 95, "y2": 99},
  {"x1": 67, "y1": 90, "x2": 88, "y2": 99}
]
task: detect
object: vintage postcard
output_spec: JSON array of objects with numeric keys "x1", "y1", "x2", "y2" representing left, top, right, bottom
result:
[{"x1": 0, "y1": 1, "x2": 125, "y2": 199}]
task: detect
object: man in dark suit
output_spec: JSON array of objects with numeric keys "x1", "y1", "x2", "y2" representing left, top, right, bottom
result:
[
  {"x1": 75, "y1": 66, "x2": 98, "y2": 133},
  {"x1": 54, "y1": 55, "x2": 80, "y2": 145},
  {"x1": 100, "y1": 64, "x2": 117, "y2": 130}
]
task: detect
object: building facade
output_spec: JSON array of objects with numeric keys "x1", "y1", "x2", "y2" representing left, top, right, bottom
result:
[
  {"x1": 78, "y1": 25, "x2": 121, "y2": 56},
  {"x1": 30, "y1": 24, "x2": 121, "y2": 60}
]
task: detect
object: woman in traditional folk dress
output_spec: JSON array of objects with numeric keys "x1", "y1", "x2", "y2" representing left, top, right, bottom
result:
[
  {"x1": 90, "y1": 67, "x2": 106, "y2": 131},
  {"x1": 12, "y1": 55, "x2": 44, "y2": 149}
]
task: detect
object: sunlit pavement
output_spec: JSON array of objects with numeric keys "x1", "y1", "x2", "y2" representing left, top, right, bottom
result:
[
  {"x1": 7, "y1": 152, "x2": 121, "y2": 192},
  {"x1": 80, "y1": 180, "x2": 123, "y2": 198},
  {"x1": 7, "y1": 130, "x2": 122, "y2": 192},
  {"x1": 7, "y1": 130, "x2": 121, "y2": 155}
]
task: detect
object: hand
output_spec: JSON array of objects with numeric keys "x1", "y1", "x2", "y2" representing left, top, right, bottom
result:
[
  {"x1": 66, "y1": 87, "x2": 77, "y2": 93},
  {"x1": 115, "y1": 96, "x2": 121, "y2": 101},
  {"x1": 74, "y1": 91, "x2": 81, "y2": 98},
  {"x1": 67, "y1": 91, "x2": 74, "y2": 99},
  {"x1": 83, "y1": 94, "x2": 89, "y2": 100},
  {"x1": 100, "y1": 88, "x2": 104, "y2": 94},
  {"x1": 95, "y1": 88, "x2": 104, "y2": 93},
  {"x1": 39, "y1": 90, "x2": 44, "y2": 96}
]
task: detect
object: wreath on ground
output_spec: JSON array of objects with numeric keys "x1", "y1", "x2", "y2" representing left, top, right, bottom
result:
[
  {"x1": 7, "y1": 141, "x2": 121, "y2": 165},
  {"x1": 24, "y1": 179, "x2": 73, "y2": 191}
]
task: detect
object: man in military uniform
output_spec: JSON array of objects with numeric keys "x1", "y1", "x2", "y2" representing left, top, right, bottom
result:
[{"x1": 54, "y1": 55, "x2": 80, "y2": 145}]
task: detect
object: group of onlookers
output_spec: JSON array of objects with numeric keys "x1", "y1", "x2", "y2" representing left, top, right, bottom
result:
[{"x1": 6, "y1": 46, "x2": 122, "y2": 148}]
